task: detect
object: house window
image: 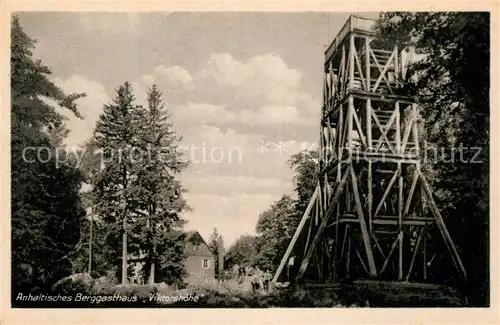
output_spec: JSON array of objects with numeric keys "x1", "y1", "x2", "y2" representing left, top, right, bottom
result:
[
  {"x1": 193, "y1": 244, "x2": 199, "y2": 251},
  {"x1": 202, "y1": 259, "x2": 210, "y2": 269}
]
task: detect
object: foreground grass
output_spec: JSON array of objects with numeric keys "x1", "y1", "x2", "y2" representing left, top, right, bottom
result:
[{"x1": 13, "y1": 274, "x2": 467, "y2": 308}]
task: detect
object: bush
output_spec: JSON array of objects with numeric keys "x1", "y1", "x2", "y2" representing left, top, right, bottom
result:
[
  {"x1": 113, "y1": 284, "x2": 155, "y2": 300},
  {"x1": 91, "y1": 276, "x2": 113, "y2": 293},
  {"x1": 155, "y1": 283, "x2": 176, "y2": 296},
  {"x1": 51, "y1": 273, "x2": 94, "y2": 295},
  {"x1": 48, "y1": 272, "x2": 466, "y2": 307}
]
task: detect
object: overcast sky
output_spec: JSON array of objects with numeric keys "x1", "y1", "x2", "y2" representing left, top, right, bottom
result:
[{"x1": 17, "y1": 12, "x2": 378, "y2": 247}]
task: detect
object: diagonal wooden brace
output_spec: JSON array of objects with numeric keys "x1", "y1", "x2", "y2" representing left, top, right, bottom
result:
[
  {"x1": 272, "y1": 187, "x2": 319, "y2": 282},
  {"x1": 296, "y1": 168, "x2": 350, "y2": 280}
]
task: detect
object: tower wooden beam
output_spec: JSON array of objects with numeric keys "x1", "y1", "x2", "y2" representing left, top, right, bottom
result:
[
  {"x1": 272, "y1": 187, "x2": 319, "y2": 282},
  {"x1": 297, "y1": 169, "x2": 349, "y2": 280},
  {"x1": 274, "y1": 14, "x2": 466, "y2": 285}
]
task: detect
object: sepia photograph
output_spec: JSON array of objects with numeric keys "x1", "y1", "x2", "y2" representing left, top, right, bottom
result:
[{"x1": 7, "y1": 10, "x2": 491, "y2": 311}]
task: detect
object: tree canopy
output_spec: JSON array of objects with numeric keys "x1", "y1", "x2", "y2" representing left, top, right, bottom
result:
[
  {"x1": 377, "y1": 12, "x2": 489, "y2": 306},
  {"x1": 11, "y1": 15, "x2": 86, "y2": 293}
]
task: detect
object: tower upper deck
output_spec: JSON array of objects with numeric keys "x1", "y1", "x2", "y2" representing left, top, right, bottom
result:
[
  {"x1": 325, "y1": 15, "x2": 377, "y2": 63},
  {"x1": 321, "y1": 14, "x2": 416, "y2": 107}
]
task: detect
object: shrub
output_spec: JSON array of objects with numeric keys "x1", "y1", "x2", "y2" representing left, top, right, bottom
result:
[
  {"x1": 155, "y1": 283, "x2": 177, "y2": 296},
  {"x1": 51, "y1": 273, "x2": 94, "y2": 295},
  {"x1": 91, "y1": 276, "x2": 116, "y2": 295},
  {"x1": 204, "y1": 295, "x2": 247, "y2": 308}
]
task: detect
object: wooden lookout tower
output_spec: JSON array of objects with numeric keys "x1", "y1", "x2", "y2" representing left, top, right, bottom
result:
[{"x1": 273, "y1": 15, "x2": 467, "y2": 284}]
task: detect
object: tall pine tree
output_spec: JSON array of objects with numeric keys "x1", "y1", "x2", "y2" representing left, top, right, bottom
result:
[
  {"x1": 91, "y1": 82, "x2": 145, "y2": 284},
  {"x1": 11, "y1": 15, "x2": 86, "y2": 294},
  {"x1": 133, "y1": 85, "x2": 189, "y2": 285}
]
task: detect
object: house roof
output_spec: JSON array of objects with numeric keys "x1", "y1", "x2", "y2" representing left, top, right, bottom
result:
[
  {"x1": 171, "y1": 229, "x2": 214, "y2": 253},
  {"x1": 183, "y1": 230, "x2": 214, "y2": 257},
  {"x1": 184, "y1": 230, "x2": 198, "y2": 242}
]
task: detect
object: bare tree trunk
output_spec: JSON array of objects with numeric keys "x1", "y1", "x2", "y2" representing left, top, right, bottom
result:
[
  {"x1": 122, "y1": 216, "x2": 128, "y2": 284},
  {"x1": 147, "y1": 215, "x2": 155, "y2": 286},
  {"x1": 149, "y1": 262, "x2": 155, "y2": 286},
  {"x1": 121, "y1": 166, "x2": 128, "y2": 285},
  {"x1": 88, "y1": 213, "x2": 93, "y2": 274}
]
